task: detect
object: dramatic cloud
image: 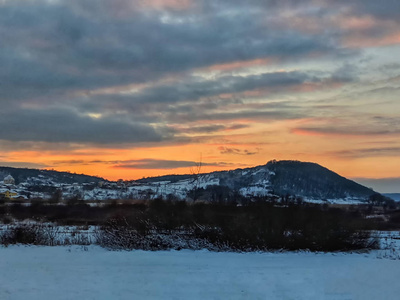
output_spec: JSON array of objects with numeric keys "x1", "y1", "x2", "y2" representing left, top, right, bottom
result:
[
  {"x1": 0, "y1": 108, "x2": 167, "y2": 144},
  {"x1": 0, "y1": 0, "x2": 399, "y2": 180},
  {"x1": 0, "y1": 0, "x2": 343, "y2": 103},
  {"x1": 92, "y1": 71, "x2": 318, "y2": 106}
]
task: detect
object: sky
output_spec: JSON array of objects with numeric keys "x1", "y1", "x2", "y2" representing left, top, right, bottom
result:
[{"x1": 0, "y1": 0, "x2": 399, "y2": 192}]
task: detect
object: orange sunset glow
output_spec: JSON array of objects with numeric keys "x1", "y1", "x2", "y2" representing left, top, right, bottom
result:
[{"x1": 0, "y1": 0, "x2": 399, "y2": 192}]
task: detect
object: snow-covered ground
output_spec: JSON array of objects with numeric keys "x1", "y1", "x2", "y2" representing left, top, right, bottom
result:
[{"x1": 1, "y1": 246, "x2": 400, "y2": 300}]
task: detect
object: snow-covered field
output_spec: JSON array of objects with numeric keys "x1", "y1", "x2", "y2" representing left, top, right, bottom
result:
[{"x1": 1, "y1": 246, "x2": 400, "y2": 300}]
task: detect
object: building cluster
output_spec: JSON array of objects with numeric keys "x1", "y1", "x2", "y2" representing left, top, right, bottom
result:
[{"x1": 0, "y1": 175, "x2": 26, "y2": 200}]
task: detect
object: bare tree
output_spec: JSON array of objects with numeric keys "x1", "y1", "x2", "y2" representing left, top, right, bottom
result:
[{"x1": 190, "y1": 154, "x2": 202, "y2": 201}]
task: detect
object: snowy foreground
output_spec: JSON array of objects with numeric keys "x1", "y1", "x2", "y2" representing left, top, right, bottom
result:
[{"x1": 1, "y1": 246, "x2": 400, "y2": 300}]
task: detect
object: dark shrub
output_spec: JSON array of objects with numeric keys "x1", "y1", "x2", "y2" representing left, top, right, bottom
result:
[{"x1": 0, "y1": 224, "x2": 47, "y2": 245}]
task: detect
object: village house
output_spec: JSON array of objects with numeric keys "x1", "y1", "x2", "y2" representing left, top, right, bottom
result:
[
  {"x1": 0, "y1": 189, "x2": 18, "y2": 200},
  {"x1": 3, "y1": 175, "x2": 15, "y2": 185}
]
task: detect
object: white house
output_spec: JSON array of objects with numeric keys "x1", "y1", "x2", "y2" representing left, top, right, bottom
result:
[{"x1": 3, "y1": 175, "x2": 15, "y2": 185}]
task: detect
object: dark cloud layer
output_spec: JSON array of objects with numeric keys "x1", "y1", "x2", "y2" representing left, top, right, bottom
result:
[
  {"x1": 339, "y1": 0, "x2": 400, "y2": 21},
  {"x1": 331, "y1": 147, "x2": 400, "y2": 159},
  {"x1": 218, "y1": 147, "x2": 259, "y2": 156},
  {"x1": 353, "y1": 177, "x2": 400, "y2": 193},
  {"x1": 295, "y1": 127, "x2": 400, "y2": 137},
  {"x1": 98, "y1": 71, "x2": 316, "y2": 106},
  {"x1": 0, "y1": 108, "x2": 165, "y2": 144},
  {"x1": 176, "y1": 124, "x2": 249, "y2": 134},
  {"x1": 113, "y1": 159, "x2": 232, "y2": 169},
  {"x1": 0, "y1": 161, "x2": 48, "y2": 169},
  {"x1": 0, "y1": 0, "x2": 341, "y2": 101},
  {"x1": 0, "y1": 0, "x2": 398, "y2": 148}
]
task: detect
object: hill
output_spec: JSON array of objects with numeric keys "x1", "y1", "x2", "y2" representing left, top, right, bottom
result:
[
  {"x1": 0, "y1": 160, "x2": 376, "y2": 203},
  {"x1": 0, "y1": 167, "x2": 104, "y2": 185},
  {"x1": 136, "y1": 160, "x2": 375, "y2": 202},
  {"x1": 384, "y1": 193, "x2": 400, "y2": 202}
]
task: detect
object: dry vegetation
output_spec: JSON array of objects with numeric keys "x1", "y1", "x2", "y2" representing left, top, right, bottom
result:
[{"x1": 2, "y1": 196, "x2": 398, "y2": 252}]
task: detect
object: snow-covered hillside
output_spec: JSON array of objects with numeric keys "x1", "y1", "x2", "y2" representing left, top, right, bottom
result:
[{"x1": 0, "y1": 160, "x2": 377, "y2": 203}]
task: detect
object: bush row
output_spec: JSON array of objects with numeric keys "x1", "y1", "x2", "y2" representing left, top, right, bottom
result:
[
  {"x1": 95, "y1": 200, "x2": 380, "y2": 251},
  {"x1": 0, "y1": 199, "x2": 386, "y2": 251},
  {"x1": 0, "y1": 224, "x2": 92, "y2": 246}
]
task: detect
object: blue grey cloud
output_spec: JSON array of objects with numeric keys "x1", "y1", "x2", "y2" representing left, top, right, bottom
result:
[
  {"x1": 0, "y1": 0, "x2": 398, "y2": 147},
  {"x1": 353, "y1": 177, "x2": 400, "y2": 193},
  {"x1": 0, "y1": 0, "x2": 347, "y2": 103},
  {"x1": 0, "y1": 108, "x2": 167, "y2": 144},
  {"x1": 113, "y1": 159, "x2": 233, "y2": 169}
]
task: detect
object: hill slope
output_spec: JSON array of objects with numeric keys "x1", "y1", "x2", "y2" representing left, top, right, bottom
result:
[
  {"x1": 266, "y1": 160, "x2": 374, "y2": 199},
  {"x1": 0, "y1": 167, "x2": 104, "y2": 185},
  {"x1": 136, "y1": 160, "x2": 375, "y2": 202},
  {"x1": 0, "y1": 160, "x2": 376, "y2": 202}
]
